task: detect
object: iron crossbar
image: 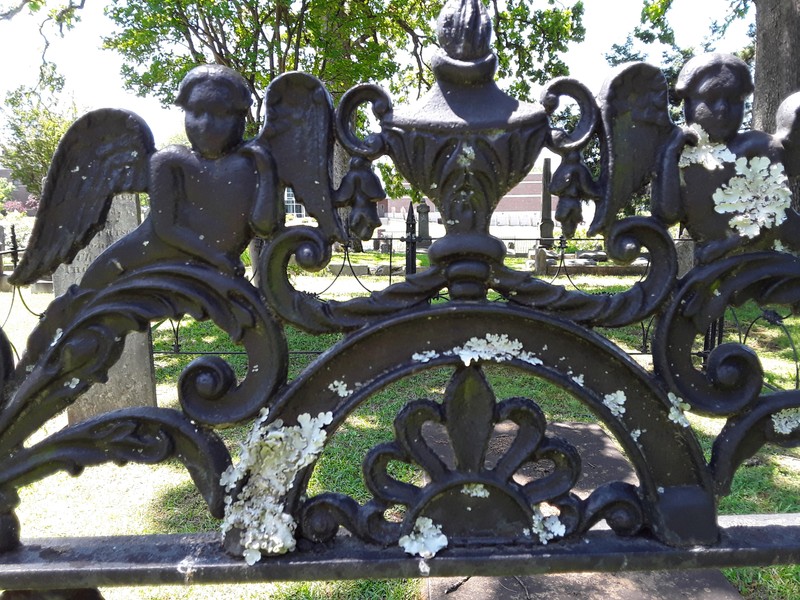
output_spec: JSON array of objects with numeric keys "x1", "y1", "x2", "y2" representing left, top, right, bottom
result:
[{"x1": 1, "y1": 515, "x2": 798, "y2": 589}]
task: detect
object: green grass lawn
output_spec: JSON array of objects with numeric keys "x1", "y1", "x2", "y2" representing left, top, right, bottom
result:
[{"x1": 7, "y1": 271, "x2": 800, "y2": 599}]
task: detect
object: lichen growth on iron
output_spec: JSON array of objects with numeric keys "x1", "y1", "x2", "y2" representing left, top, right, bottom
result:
[
  {"x1": 667, "y1": 392, "x2": 691, "y2": 428},
  {"x1": 444, "y1": 333, "x2": 543, "y2": 366},
  {"x1": 530, "y1": 504, "x2": 566, "y2": 545},
  {"x1": 679, "y1": 125, "x2": 735, "y2": 170},
  {"x1": 602, "y1": 390, "x2": 627, "y2": 418},
  {"x1": 461, "y1": 483, "x2": 490, "y2": 498},
  {"x1": 712, "y1": 156, "x2": 792, "y2": 239},
  {"x1": 772, "y1": 407, "x2": 800, "y2": 435},
  {"x1": 220, "y1": 409, "x2": 333, "y2": 565},
  {"x1": 399, "y1": 517, "x2": 449, "y2": 558}
]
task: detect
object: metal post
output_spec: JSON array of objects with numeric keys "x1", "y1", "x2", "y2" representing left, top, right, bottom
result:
[
  {"x1": 404, "y1": 202, "x2": 417, "y2": 276},
  {"x1": 9, "y1": 225, "x2": 18, "y2": 269},
  {"x1": 388, "y1": 236, "x2": 394, "y2": 286}
]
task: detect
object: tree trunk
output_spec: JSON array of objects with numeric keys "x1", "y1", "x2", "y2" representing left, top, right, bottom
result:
[
  {"x1": 752, "y1": 0, "x2": 800, "y2": 207},
  {"x1": 752, "y1": 0, "x2": 800, "y2": 133}
]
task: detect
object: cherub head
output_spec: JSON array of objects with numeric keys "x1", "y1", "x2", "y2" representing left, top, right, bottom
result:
[
  {"x1": 676, "y1": 53, "x2": 753, "y2": 144},
  {"x1": 776, "y1": 91, "x2": 800, "y2": 177},
  {"x1": 176, "y1": 64, "x2": 252, "y2": 159}
]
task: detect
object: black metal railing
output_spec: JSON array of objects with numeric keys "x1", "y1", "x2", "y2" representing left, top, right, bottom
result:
[{"x1": 2, "y1": 1, "x2": 800, "y2": 593}]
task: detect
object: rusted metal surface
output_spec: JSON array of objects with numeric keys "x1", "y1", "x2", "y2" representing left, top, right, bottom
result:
[{"x1": 1, "y1": 0, "x2": 800, "y2": 593}]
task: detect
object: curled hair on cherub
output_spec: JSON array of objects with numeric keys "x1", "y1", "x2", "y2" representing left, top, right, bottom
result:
[
  {"x1": 675, "y1": 53, "x2": 754, "y2": 101},
  {"x1": 175, "y1": 64, "x2": 253, "y2": 113}
]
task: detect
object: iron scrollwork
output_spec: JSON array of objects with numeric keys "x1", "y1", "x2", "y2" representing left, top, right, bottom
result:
[{"x1": 1, "y1": 0, "x2": 800, "y2": 589}]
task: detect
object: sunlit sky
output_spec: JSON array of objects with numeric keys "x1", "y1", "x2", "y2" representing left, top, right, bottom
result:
[{"x1": 0, "y1": 0, "x2": 752, "y2": 146}]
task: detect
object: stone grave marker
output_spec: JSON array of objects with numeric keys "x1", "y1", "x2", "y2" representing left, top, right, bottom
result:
[
  {"x1": 53, "y1": 193, "x2": 157, "y2": 425},
  {"x1": 675, "y1": 235, "x2": 696, "y2": 279}
]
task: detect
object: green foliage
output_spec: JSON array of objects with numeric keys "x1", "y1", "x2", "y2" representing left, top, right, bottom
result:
[
  {"x1": 634, "y1": 0, "x2": 753, "y2": 54},
  {"x1": 0, "y1": 65, "x2": 76, "y2": 198},
  {"x1": 0, "y1": 178, "x2": 15, "y2": 210},
  {"x1": 635, "y1": 0, "x2": 676, "y2": 45},
  {"x1": 103, "y1": 0, "x2": 440, "y2": 131},
  {"x1": 102, "y1": 0, "x2": 586, "y2": 190},
  {"x1": 491, "y1": 0, "x2": 586, "y2": 101}
]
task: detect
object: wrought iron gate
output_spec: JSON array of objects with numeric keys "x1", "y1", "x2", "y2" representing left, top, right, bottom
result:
[{"x1": 2, "y1": 0, "x2": 800, "y2": 595}]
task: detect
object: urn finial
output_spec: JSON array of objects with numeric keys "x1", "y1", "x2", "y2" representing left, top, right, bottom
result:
[{"x1": 437, "y1": 0, "x2": 492, "y2": 62}]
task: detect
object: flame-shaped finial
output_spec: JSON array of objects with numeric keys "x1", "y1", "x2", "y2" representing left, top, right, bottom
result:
[{"x1": 437, "y1": 0, "x2": 492, "y2": 61}]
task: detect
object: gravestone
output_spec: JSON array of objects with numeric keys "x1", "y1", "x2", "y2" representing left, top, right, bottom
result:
[
  {"x1": 53, "y1": 194, "x2": 157, "y2": 425},
  {"x1": 534, "y1": 247, "x2": 551, "y2": 275},
  {"x1": 675, "y1": 236, "x2": 696, "y2": 279},
  {"x1": 417, "y1": 202, "x2": 432, "y2": 248}
]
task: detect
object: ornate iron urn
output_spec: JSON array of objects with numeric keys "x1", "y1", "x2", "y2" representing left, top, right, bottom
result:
[{"x1": 339, "y1": 0, "x2": 550, "y2": 298}]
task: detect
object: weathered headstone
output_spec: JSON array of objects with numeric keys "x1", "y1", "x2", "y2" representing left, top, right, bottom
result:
[
  {"x1": 416, "y1": 202, "x2": 431, "y2": 249},
  {"x1": 534, "y1": 247, "x2": 550, "y2": 275},
  {"x1": 53, "y1": 194, "x2": 157, "y2": 425},
  {"x1": 675, "y1": 236, "x2": 696, "y2": 279}
]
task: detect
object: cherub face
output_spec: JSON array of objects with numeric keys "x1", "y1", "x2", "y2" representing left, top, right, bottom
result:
[
  {"x1": 183, "y1": 80, "x2": 246, "y2": 158},
  {"x1": 684, "y1": 67, "x2": 745, "y2": 144}
]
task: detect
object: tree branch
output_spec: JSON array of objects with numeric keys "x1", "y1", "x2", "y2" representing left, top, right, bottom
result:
[{"x1": 0, "y1": 0, "x2": 31, "y2": 20}]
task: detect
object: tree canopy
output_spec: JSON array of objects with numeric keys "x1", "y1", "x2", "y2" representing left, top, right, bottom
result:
[
  {"x1": 634, "y1": 0, "x2": 798, "y2": 133},
  {"x1": 0, "y1": 68, "x2": 76, "y2": 199},
  {"x1": 101, "y1": 0, "x2": 586, "y2": 131}
]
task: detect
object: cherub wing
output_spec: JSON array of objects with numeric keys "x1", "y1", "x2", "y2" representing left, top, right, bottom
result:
[
  {"x1": 10, "y1": 109, "x2": 155, "y2": 286},
  {"x1": 775, "y1": 91, "x2": 800, "y2": 178},
  {"x1": 259, "y1": 72, "x2": 346, "y2": 241},
  {"x1": 591, "y1": 62, "x2": 676, "y2": 235}
]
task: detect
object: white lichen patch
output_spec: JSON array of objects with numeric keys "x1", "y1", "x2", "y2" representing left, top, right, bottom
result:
[
  {"x1": 412, "y1": 350, "x2": 440, "y2": 363},
  {"x1": 667, "y1": 392, "x2": 691, "y2": 428},
  {"x1": 399, "y1": 517, "x2": 448, "y2": 559},
  {"x1": 772, "y1": 407, "x2": 800, "y2": 435},
  {"x1": 64, "y1": 377, "x2": 80, "y2": 389},
  {"x1": 570, "y1": 373, "x2": 585, "y2": 386},
  {"x1": 456, "y1": 144, "x2": 476, "y2": 168},
  {"x1": 712, "y1": 156, "x2": 792, "y2": 239},
  {"x1": 461, "y1": 483, "x2": 490, "y2": 498},
  {"x1": 445, "y1": 333, "x2": 542, "y2": 367},
  {"x1": 630, "y1": 428, "x2": 646, "y2": 442},
  {"x1": 328, "y1": 380, "x2": 352, "y2": 398},
  {"x1": 220, "y1": 409, "x2": 333, "y2": 564},
  {"x1": 602, "y1": 390, "x2": 626, "y2": 418},
  {"x1": 530, "y1": 504, "x2": 566, "y2": 545},
  {"x1": 679, "y1": 125, "x2": 735, "y2": 170}
]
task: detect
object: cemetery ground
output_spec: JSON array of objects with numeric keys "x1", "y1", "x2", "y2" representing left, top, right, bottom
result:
[{"x1": 1, "y1": 265, "x2": 800, "y2": 599}]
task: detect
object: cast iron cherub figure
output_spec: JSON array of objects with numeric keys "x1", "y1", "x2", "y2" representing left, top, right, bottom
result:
[
  {"x1": 652, "y1": 53, "x2": 800, "y2": 262},
  {"x1": 595, "y1": 53, "x2": 800, "y2": 263},
  {"x1": 8, "y1": 64, "x2": 384, "y2": 388},
  {"x1": 10, "y1": 64, "x2": 356, "y2": 288}
]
